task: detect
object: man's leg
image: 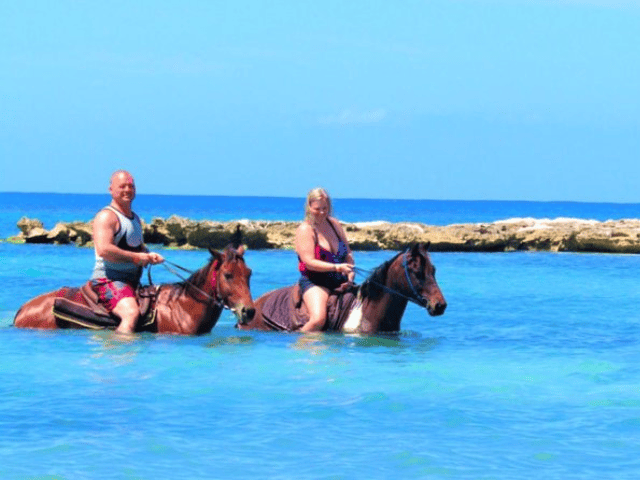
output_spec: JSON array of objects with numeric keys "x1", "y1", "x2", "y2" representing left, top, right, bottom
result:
[
  {"x1": 112, "y1": 297, "x2": 140, "y2": 334},
  {"x1": 92, "y1": 279, "x2": 140, "y2": 334}
]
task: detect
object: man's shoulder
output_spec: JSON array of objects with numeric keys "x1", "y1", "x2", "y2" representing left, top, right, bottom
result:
[{"x1": 94, "y1": 207, "x2": 119, "y2": 227}]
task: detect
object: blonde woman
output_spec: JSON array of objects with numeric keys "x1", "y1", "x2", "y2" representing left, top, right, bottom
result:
[{"x1": 295, "y1": 188, "x2": 354, "y2": 332}]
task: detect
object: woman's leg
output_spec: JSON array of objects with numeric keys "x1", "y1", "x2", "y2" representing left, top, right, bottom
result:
[{"x1": 300, "y1": 285, "x2": 330, "y2": 332}]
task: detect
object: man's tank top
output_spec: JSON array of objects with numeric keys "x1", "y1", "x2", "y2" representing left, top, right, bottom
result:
[{"x1": 91, "y1": 206, "x2": 144, "y2": 283}]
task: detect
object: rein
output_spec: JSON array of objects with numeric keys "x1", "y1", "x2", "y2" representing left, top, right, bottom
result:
[
  {"x1": 160, "y1": 260, "x2": 224, "y2": 308},
  {"x1": 353, "y1": 250, "x2": 427, "y2": 308},
  {"x1": 402, "y1": 252, "x2": 426, "y2": 305}
]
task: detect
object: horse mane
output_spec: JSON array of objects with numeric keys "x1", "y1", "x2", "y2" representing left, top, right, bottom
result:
[
  {"x1": 182, "y1": 245, "x2": 240, "y2": 286},
  {"x1": 184, "y1": 257, "x2": 215, "y2": 290},
  {"x1": 360, "y1": 250, "x2": 404, "y2": 300},
  {"x1": 160, "y1": 256, "x2": 212, "y2": 302},
  {"x1": 157, "y1": 231, "x2": 249, "y2": 302}
]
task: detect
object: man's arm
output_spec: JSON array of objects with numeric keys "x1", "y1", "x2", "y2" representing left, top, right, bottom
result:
[{"x1": 93, "y1": 210, "x2": 159, "y2": 266}]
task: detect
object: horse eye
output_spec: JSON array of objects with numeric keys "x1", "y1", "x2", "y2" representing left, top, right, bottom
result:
[{"x1": 224, "y1": 273, "x2": 233, "y2": 280}]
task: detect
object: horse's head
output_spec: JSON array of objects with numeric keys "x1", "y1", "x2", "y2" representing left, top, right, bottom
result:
[
  {"x1": 208, "y1": 227, "x2": 255, "y2": 323},
  {"x1": 395, "y1": 242, "x2": 447, "y2": 316}
]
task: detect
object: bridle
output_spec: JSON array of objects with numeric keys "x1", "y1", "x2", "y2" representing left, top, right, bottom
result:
[
  {"x1": 402, "y1": 251, "x2": 428, "y2": 307},
  {"x1": 354, "y1": 249, "x2": 428, "y2": 308},
  {"x1": 160, "y1": 260, "x2": 225, "y2": 309}
]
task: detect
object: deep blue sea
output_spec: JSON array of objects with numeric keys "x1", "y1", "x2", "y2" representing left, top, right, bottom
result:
[{"x1": 2, "y1": 193, "x2": 640, "y2": 479}]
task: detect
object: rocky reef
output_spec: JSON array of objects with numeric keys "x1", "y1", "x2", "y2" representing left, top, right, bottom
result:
[{"x1": 9, "y1": 216, "x2": 640, "y2": 253}]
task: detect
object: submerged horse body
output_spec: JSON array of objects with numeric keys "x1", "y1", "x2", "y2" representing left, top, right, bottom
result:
[
  {"x1": 237, "y1": 242, "x2": 446, "y2": 334},
  {"x1": 14, "y1": 245, "x2": 255, "y2": 335}
]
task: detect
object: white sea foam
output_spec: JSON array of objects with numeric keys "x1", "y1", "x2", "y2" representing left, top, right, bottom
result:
[
  {"x1": 495, "y1": 217, "x2": 600, "y2": 225},
  {"x1": 491, "y1": 218, "x2": 598, "y2": 233},
  {"x1": 353, "y1": 221, "x2": 390, "y2": 228}
]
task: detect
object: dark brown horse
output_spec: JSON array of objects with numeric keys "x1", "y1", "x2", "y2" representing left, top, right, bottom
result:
[
  {"x1": 237, "y1": 242, "x2": 446, "y2": 334},
  {"x1": 14, "y1": 244, "x2": 255, "y2": 335}
]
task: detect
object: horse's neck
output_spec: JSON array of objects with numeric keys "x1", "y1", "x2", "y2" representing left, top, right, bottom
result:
[
  {"x1": 187, "y1": 265, "x2": 217, "y2": 298},
  {"x1": 360, "y1": 281, "x2": 408, "y2": 332},
  {"x1": 157, "y1": 277, "x2": 223, "y2": 335},
  {"x1": 168, "y1": 265, "x2": 219, "y2": 313}
]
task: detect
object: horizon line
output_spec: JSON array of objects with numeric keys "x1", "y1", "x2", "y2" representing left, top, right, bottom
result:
[{"x1": 1, "y1": 191, "x2": 639, "y2": 206}]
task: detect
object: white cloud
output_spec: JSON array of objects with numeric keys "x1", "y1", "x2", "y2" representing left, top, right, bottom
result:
[{"x1": 318, "y1": 109, "x2": 387, "y2": 125}]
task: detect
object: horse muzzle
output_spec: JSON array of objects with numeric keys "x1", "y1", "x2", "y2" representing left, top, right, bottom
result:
[
  {"x1": 426, "y1": 299, "x2": 447, "y2": 316},
  {"x1": 234, "y1": 305, "x2": 256, "y2": 324}
]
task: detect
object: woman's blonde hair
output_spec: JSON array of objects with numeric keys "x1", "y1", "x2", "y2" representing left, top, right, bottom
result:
[{"x1": 304, "y1": 187, "x2": 332, "y2": 221}]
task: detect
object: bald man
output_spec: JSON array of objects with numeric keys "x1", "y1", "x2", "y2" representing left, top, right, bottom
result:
[{"x1": 90, "y1": 170, "x2": 164, "y2": 334}]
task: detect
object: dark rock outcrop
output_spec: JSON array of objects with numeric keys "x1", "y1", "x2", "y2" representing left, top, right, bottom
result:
[{"x1": 8, "y1": 216, "x2": 640, "y2": 254}]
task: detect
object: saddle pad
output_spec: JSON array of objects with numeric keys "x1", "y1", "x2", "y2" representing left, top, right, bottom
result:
[
  {"x1": 53, "y1": 297, "x2": 118, "y2": 329},
  {"x1": 325, "y1": 290, "x2": 357, "y2": 331},
  {"x1": 261, "y1": 286, "x2": 299, "y2": 331},
  {"x1": 261, "y1": 285, "x2": 359, "y2": 332},
  {"x1": 52, "y1": 283, "x2": 157, "y2": 331}
]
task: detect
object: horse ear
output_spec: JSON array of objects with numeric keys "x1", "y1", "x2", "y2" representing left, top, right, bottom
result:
[
  {"x1": 236, "y1": 245, "x2": 245, "y2": 256},
  {"x1": 411, "y1": 242, "x2": 430, "y2": 257},
  {"x1": 209, "y1": 247, "x2": 223, "y2": 265}
]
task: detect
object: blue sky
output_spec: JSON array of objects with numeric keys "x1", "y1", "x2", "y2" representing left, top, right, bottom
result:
[{"x1": 2, "y1": 0, "x2": 639, "y2": 202}]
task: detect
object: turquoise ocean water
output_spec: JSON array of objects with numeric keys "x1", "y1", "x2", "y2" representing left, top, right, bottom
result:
[{"x1": 1, "y1": 194, "x2": 640, "y2": 479}]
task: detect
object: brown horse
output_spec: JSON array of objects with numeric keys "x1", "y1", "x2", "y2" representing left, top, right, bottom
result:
[
  {"x1": 237, "y1": 242, "x2": 446, "y2": 334},
  {"x1": 13, "y1": 244, "x2": 255, "y2": 335}
]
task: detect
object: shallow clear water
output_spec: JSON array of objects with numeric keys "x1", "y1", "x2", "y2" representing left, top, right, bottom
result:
[{"x1": 2, "y1": 242, "x2": 640, "y2": 479}]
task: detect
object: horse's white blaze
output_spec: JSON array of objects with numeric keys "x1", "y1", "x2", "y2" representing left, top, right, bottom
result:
[{"x1": 342, "y1": 301, "x2": 363, "y2": 333}]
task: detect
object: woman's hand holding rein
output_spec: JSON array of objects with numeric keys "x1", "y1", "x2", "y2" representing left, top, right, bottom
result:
[{"x1": 334, "y1": 263, "x2": 354, "y2": 275}]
